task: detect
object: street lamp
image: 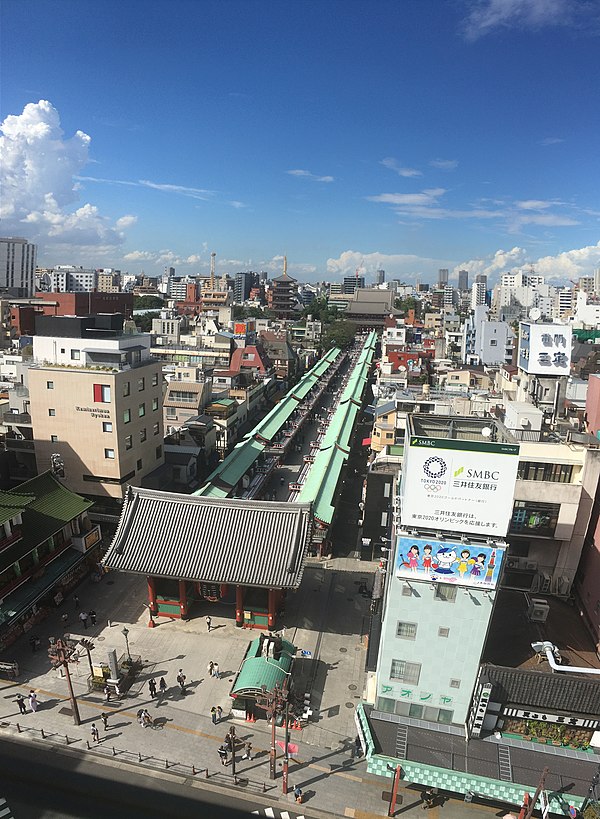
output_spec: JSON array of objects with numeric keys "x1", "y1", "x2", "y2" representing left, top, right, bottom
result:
[{"x1": 122, "y1": 626, "x2": 131, "y2": 662}]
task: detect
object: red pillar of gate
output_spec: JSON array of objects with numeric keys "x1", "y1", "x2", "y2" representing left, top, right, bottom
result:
[
  {"x1": 147, "y1": 576, "x2": 157, "y2": 626},
  {"x1": 178, "y1": 579, "x2": 188, "y2": 620},
  {"x1": 235, "y1": 585, "x2": 244, "y2": 628}
]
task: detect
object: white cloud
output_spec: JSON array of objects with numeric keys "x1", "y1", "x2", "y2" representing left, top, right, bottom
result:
[
  {"x1": 381, "y1": 157, "x2": 422, "y2": 178},
  {"x1": 515, "y1": 199, "x2": 555, "y2": 210},
  {"x1": 461, "y1": 0, "x2": 573, "y2": 41},
  {"x1": 116, "y1": 215, "x2": 138, "y2": 229},
  {"x1": 540, "y1": 136, "x2": 565, "y2": 146},
  {"x1": 326, "y1": 250, "x2": 453, "y2": 279},
  {"x1": 286, "y1": 169, "x2": 334, "y2": 183},
  {"x1": 138, "y1": 179, "x2": 213, "y2": 199},
  {"x1": 367, "y1": 188, "x2": 446, "y2": 206},
  {"x1": 0, "y1": 100, "x2": 136, "y2": 253},
  {"x1": 453, "y1": 242, "x2": 600, "y2": 282},
  {"x1": 429, "y1": 158, "x2": 459, "y2": 170}
]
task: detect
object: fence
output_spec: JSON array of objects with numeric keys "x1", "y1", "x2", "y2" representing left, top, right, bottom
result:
[{"x1": 0, "y1": 718, "x2": 275, "y2": 794}]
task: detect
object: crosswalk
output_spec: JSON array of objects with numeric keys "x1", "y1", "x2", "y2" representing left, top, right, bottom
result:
[
  {"x1": 0, "y1": 797, "x2": 14, "y2": 819},
  {"x1": 251, "y1": 809, "x2": 305, "y2": 819}
]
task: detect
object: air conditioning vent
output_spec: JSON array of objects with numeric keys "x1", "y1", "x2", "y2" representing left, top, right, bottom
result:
[
  {"x1": 506, "y1": 557, "x2": 520, "y2": 570},
  {"x1": 524, "y1": 560, "x2": 538, "y2": 570},
  {"x1": 528, "y1": 598, "x2": 550, "y2": 623}
]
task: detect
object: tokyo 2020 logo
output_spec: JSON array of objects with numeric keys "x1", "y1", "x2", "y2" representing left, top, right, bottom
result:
[{"x1": 422, "y1": 456, "x2": 447, "y2": 479}]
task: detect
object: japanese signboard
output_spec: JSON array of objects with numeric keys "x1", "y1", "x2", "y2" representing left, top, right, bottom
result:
[
  {"x1": 396, "y1": 535, "x2": 505, "y2": 588},
  {"x1": 401, "y1": 437, "x2": 520, "y2": 536},
  {"x1": 518, "y1": 322, "x2": 572, "y2": 375}
]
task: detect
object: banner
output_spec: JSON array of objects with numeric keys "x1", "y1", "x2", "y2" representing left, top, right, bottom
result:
[{"x1": 396, "y1": 535, "x2": 505, "y2": 588}]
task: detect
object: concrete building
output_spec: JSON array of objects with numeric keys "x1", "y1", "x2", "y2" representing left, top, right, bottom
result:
[
  {"x1": 97, "y1": 270, "x2": 121, "y2": 292},
  {"x1": 343, "y1": 275, "x2": 365, "y2": 294},
  {"x1": 471, "y1": 280, "x2": 487, "y2": 309},
  {"x1": 375, "y1": 268, "x2": 386, "y2": 286},
  {"x1": 47, "y1": 266, "x2": 97, "y2": 292},
  {"x1": 0, "y1": 237, "x2": 36, "y2": 297},
  {"x1": 457, "y1": 269, "x2": 469, "y2": 291},
  {"x1": 437, "y1": 268, "x2": 449, "y2": 288},
  {"x1": 25, "y1": 314, "x2": 164, "y2": 506},
  {"x1": 461, "y1": 306, "x2": 513, "y2": 365},
  {"x1": 234, "y1": 271, "x2": 253, "y2": 303}
]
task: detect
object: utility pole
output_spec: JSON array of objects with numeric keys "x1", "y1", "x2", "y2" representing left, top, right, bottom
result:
[
  {"x1": 282, "y1": 699, "x2": 290, "y2": 795},
  {"x1": 257, "y1": 681, "x2": 288, "y2": 781},
  {"x1": 387, "y1": 763, "x2": 402, "y2": 817},
  {"x1": 48, "y1": 637, "x2": 81, "y2": 726},
  {"x1": 230, "y1": 724, "x2": 236, "y2": 777}
]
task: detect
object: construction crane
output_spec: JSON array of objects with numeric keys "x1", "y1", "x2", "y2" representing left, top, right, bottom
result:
[{"x1": 355, "y1": 257, "x2": 365, "y2": 285}]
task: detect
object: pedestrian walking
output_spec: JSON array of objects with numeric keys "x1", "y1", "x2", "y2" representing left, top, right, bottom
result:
[
  {"x1": 211, "y1": 706, "x2": 217, "y2": 724},
  {"x1": 294, "y1": 786, "x2": 303, "y2": 804},
  {"x1": 354, "y1": 735, "x2": 363, "y2": 757},
  {"x1": 216, "y1": 705, "x2": 223, "y2": 722},
  {"x1": 91, "y1": 723, "x2": 100, "y2": 743},
  {"x1": 241, "y1": 741, "x2": 252, "y2": 760},
  {"x1": 207, "y1": 660, "x2": 214, "y2": 677},
  {"x1": 159, "y1": 676, "x2": 167, "y2": 696},
  {"x1": 29, "y1": 635, "x2": 39, "y2": 652},
  {"x1": 103, "y1": 684, "x2": 110, "y2": 703},
  {"x1": 61, "y1": 612, "x2": 69, "y2": 627},
  {"x1": 206, "y1": 615, "x2": 212, "y2": 632},
  {"x1": 101, "y1": 712, "x2": 109, "y2": 730},
  {"x1": 89, "y1": 609, "x2": 97, "y2": 626},
  {"x1": 148, "y1": 678, "x2": 157, "y2": 698},
  {"x1": 28, "y1": 691, "x2": 38, "y2": 713},
  {"x1": 218, "y1": 745, "x2": 228, "y2": 766},
  {"x1": 16, "y1": 693, "x2": 27, "y2": 715},
  {"x1": 79, "y1": 610, "x2": 89, "y2": 629},
  {"x1": 279, "y1": 475, "x2": 285, "y2": 486},
  {"x1": 224, "y1": 730, "x2": 233, "y2": 751},
  {"x1": 73, "y1": 594, "x2": 79, "y2": 610},
  {"x1": 213, "y1": 662, "x2": 220, "y2": 679},
  {"x1": 422, "y1": 789, "x2": 435, "y2": 810},
  {"x1": 176, "y1": 669, "x2": 186, "y2": 692}
]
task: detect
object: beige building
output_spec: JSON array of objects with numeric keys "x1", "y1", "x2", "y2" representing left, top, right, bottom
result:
[{"x1": 27, "y1": 315, "x2": 164, "y2": 504}]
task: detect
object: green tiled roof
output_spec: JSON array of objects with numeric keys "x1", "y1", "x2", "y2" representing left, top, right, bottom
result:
[
  {"x1": 198, "y1": 438, "x2": 266, "y2": 493},
  {"x1": 0, "y1": 472, "x2": 92, "y2": 572},
  {"x1": 0, "y1": 491, "x2": 33, "y2": 526},
  {"x1": 231, "y1": 637, "x2": 296, "y2": 696}
]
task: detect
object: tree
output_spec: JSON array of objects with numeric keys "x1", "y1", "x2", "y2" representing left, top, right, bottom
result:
[
  {"x1": 322, "y1": 319, "x2": 356, "y2": 350},
  {"x1": 135, "y1": 312, "x2": 160, "y2": 332},
  {"x1": 394, "y1": 296, "x2": 420, "y2": 318},
  {"x1": 134, "y1": 295, "x2": 164, "y2": 310}
]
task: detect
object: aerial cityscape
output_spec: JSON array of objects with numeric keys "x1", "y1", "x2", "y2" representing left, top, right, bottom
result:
[{"x1": 1, "y1": 1, "x2": 600, "y2": 818}]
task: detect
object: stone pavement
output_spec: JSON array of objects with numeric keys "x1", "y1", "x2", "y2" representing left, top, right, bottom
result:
[{"x1": 0, "y1": 565, "x2": 499, "y2": 818}]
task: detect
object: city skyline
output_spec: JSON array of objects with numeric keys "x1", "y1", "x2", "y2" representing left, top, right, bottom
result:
[{"x1": 1, "y1": 0, "x2": 600, "y2": 283}]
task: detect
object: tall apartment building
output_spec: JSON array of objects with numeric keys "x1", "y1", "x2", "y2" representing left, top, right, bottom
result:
[
  {"x1": 0, "y1": 237, "x2": 36, "y2": 296},
  {"x1": 48, "y1": 265, "x2": 97, "y2": 292},
  {"x1": 437, "y1": 268, "x2": 449, "y2": 288},
  {"x1": 457, "y1": 269, "x2": 468, "y2": 291},
  {"x1": 343, "y1": 276, "x2": 365, "y2": 294},
  {"x1": 234, "y1": 272, "x2": 253, "y2": 303},
  {"x1": 26, "y1": 314, "x2": 164, "y2": 506},
  {"x1": 471, "y1": 280, "x2": 487, "y2": 309}
]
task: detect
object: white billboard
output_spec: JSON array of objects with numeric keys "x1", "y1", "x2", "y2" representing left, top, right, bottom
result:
[
  {"x1": 400, "y1": 436, "x2": 520, "y2": 537},
  {"x1": 518, "y1": 322, "x2": 571, "y2": 375}
]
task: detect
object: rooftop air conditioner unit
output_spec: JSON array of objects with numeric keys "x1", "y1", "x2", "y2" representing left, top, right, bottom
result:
[
  {"x1": 528, "y1": 598, "x2": 550, "y2": 623},
  {"x1": 506, "y1": 557, "x2": 520, "y2": 570},
  {"x1": 524, "y1": 560, "x2": 538, "y2": 570}
]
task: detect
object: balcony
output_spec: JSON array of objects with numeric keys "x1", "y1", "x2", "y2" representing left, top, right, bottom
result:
[
  {"x1": 5, "y1": 438, "x2": 35, "y2": 451},
  {"x1": 0, "y1": 526, "x2": 23, "y2": 553},
  {"x1": 4, "y1": 411, "x2": 32, "y2": 425}
]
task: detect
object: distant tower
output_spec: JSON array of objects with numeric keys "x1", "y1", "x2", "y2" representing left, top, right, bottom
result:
[
  {"x1": 210, "y1": 251, "x2": 216, "y2": 288},
  {"x1": 458, "y1": 269, "x2": 469, "y2": 291},
  {"x1": 376, "y1": 268, "x2": 385, "y2": 286},
  {"x1": 438, "y1": 268, "x2": 449, "y2": 288}
]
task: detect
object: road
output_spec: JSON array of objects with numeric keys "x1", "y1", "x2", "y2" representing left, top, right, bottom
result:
[{"x1": 0, "y1": 737, "x2": 307, "y2": 819}]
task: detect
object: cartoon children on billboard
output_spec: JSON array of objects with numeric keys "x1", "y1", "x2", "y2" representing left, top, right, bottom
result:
[{"x1": 397, "y1": 538, "x2": 499, "y2": 586}]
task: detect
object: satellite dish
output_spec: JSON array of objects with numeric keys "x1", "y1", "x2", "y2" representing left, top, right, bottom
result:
[
  {"x1": 529, "y1": 307, "x2": 542, "y2": 321},
  {"x1": 481, "y1": 426, "x2": 492, "y2": 438}
]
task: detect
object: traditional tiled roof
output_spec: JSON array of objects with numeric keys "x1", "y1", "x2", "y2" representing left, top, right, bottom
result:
[
  {"x1": 483, "y1": 664, "x2": 600, "y2": 716},
  {"x1": 0, "y1": 472, "x2": 92, "y2": 572},
  {"x1": 103, "y1": 487, "x2": 312, "y2": 588}
]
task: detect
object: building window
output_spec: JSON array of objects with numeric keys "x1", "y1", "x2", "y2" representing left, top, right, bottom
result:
[
  {"x1": 123, "y1": 409, "x2": 131, "y2": 424},
  {"x1": 153, "y1": 422, "x2": 160, "y2": 435},
  {"x1": 489, "y1": 339, "x2": 497, "y2": 346},
  {"x1": 390, "y1": 659, "x2": 421, "y2": 685},
  {"x1": 438, "y1": 627, "x2": 450, "y2": 638},
  {"x1": 517, "y1": 461, "x2": 573, "y2": 483},
  {"x1": 140, "y1": 428, "x2": 147, "y2": 443},
  {"x1": 152, "y1": 397, "x2": 159, "y2": 411},
  {"x1": 102, "y1": 422, "x2": 113, "y2": 433},
  {"x1": 435, "y1": 584, "x2": 457, "y2": 603},
  {"x1": 138, "y1": 403, "x2": 145, "y2": 417},
  {"x1": 152, "y1": 373, "x2": 159, "y2": 387},
  {"x1": 166, "y1": 407, "x2": 177, "y2": 419},
  {"x1": 71, "y1": 349, "x2": 81, "y2": 360},
  {"x1": 155, "y1": 445, "x2": 162, "y2": 459},
  {"x1": 408, "y1": 704, "x2": 423, "y2": 718},
  {"x1": 438, "y1": 709, "x2": 454, "y2": 724},
  {"x1": 138, "y1": 377, "x2": 145, "y2": 391},
  {"x1": 123, "y1": 381, "x2": 130, "y2": 397},
  {"x1": 46, "y1": 381, "x2": 54, "y2": 390},
  {"x1": 396, "y1": 622, "x2": 417, "y2": 640},
  {"x1": 381, "y1": 512, "x2": 388, "y2": 527},
  {"x1": 449, "y1": 679, "x2": 461, "y2": 689},
  {"x1": 125, "y1": 435, "x2": 132, "y2": 450},
  {"x1": 51, "y1": 435, "x2": 58, "y2": 443},
  {"x1": 510, "y1": 500, "x2": 560, "y2": 538},
  {"x1": 136, "y1": 458, "x2": 143, "y2": 471},
  {"x1": 104, "y1": 448, "x2": 115, "y2": 459},
  {"x1": 93, "y1": 384, "x2": 111, "y2": 403},
  {"x1": 383, "y1": 482, "x2": 391, "y2": 498},
  {"x1": 48, "y1": 408, "x2": 56, "y2": 417}
]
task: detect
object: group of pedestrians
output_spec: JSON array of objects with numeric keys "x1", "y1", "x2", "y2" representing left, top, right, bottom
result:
[
  {"x1": 78, "y1": 609, "x2": 97, "y2": 629},
  {"x1": 148, "y1": 676, "x2": 168, "y2": 698},
  {"x1": 210, "y1": 705, "x2": 223, "y2": 724},
  {"x1": 207, "y1": 660, "x2": 220, "y2": 679},
  {"x1": 15, "y1": 690, "x2": 40, "y2": 714},
  {"x1": 90, "y1": 715, "x2": 114, "y2": 743}
]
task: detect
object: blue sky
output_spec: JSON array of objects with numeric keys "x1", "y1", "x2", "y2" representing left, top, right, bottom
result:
[{"x1": 1, "y1": 0, "x2": 599, "y2": 283}]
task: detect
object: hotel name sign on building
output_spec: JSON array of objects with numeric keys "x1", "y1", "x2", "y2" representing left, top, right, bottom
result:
[{"x1": 401, "y1": 437, "x2": 520, "y2": 537}]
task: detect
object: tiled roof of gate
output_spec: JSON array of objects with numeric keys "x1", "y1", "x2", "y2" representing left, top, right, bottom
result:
[{"x1": 102, "y1": 487, "x2": 312, "y2": 588}]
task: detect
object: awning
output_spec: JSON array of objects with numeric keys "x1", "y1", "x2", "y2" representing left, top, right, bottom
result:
[{"x1": 362, "y1": 437, "x2": 372, "y2": 446}]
